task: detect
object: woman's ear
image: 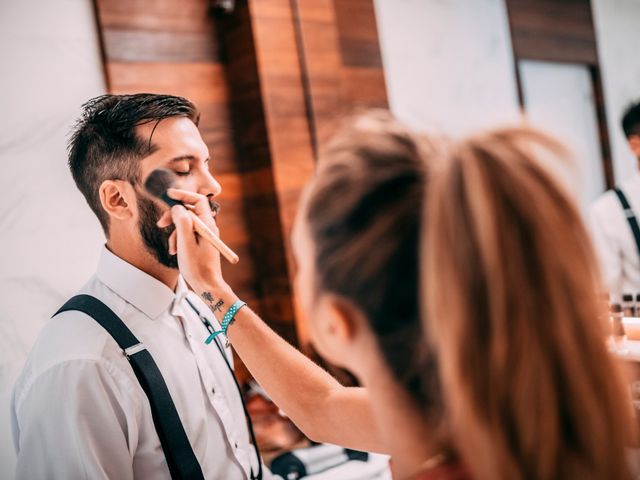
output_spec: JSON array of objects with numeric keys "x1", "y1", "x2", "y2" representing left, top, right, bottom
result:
[
  {"x1": 99, "y1": 180, "x2": 135, "y2": 222},
  {"x1": 313, "y1": 295, "x2": 361, "y2": 366},
  {"x1": 329, "y1": 297, "x2": 359, "y2": 342}
]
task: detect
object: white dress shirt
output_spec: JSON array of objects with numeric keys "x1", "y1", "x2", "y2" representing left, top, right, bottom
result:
[
  {"x1": 590, "y1": 173, "x2": 640, "y2": 302},
  {"x1": 11, "y1": 246, "x2": 273, "y2": 479}
]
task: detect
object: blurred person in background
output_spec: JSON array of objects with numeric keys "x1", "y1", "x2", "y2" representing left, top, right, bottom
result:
[
  {"x1": 168, "y1": 111, "x2": 635, "y2": 479},
  {"x1": 590, "y1": 100, "x2": 640, "y2": 302}
]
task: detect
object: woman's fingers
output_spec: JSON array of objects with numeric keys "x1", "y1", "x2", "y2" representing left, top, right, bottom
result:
[
  {"x1": 171, "y1": 206, "x2": 198, "y2": 257},
  {"x1": 171, "y1": 205, "x2": 203, "y2": 286},
  {"x1": 170, "y1": 202, "x2": 225, "y2": 291},
  {"x1": 157, "y1": 209, "x2": 173, "y2": 228},
  {"x1": 167, "y1": 188, "x2": 211, "y2": 217},
  {"x1": 167, "y1": 188, "x2": 202, "y2": 203},
  {"x1": 171, "y1": 205, "x2": 193, "y2": 231},
  {"x1": 157, "y1": 204, "x2": 197, "y2": 229},
  {"x1": 168, "y1": 230, "x2": 177, "y2": 256}
]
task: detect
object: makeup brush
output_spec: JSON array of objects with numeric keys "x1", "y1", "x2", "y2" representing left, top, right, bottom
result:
[{"x1": 145, "y1": 168, "x2": 240, "y2": 264}]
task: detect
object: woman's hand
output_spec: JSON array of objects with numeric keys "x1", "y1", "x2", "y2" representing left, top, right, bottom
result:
[{"x1": 156, "y1": 188, "x2": 230, "y2": 296}]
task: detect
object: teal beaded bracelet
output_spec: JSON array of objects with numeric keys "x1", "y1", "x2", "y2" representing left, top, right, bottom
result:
[{"x1": 205, "y1": 300, "x2": 247, "y2": 345}]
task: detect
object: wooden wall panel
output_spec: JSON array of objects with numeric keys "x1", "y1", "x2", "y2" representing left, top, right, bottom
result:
[
  {"x1": 293, "y1": 0, "x2": 346, "y2": 152},
  {"x1": 334, "y1": 0, "x2": 387, "y2": 109},
  {"x1": 218, "y1": 1, "x2": 302, "y2": 345},
  {"x1": 239, "y1": 0, "x2": 387, "y2": 346},
  {"x1": 246, "y1": 0, "x2": 319, "y2": 343},
  {"x1": 506, "y1": 0, "x2": 598, "y2": 64}
]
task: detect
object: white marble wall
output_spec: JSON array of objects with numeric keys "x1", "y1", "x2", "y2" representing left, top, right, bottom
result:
[
  {"x1": 372, "y1": 0, "x2": 520, "y2": 137},
  {"x1": 0, "y1": 0, "x2": 106, "y2": 476},
  {"x1": 592, "y1": 0, "x2": 640, "y2": 184},
  {"x1": 518, "y1": 60, "x2": 606, "y2": 211}
]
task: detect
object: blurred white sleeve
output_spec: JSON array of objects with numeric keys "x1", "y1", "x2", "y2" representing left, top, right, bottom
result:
[
  {"x1": 11, "y1": 358, "x2": 140, "y2": 480},
  {"x1": 589, "y1": 202, "x2": 623, "y2": 297}
]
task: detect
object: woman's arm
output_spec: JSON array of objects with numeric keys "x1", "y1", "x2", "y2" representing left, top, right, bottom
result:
[
  {"x1": 200, "y1": 283, "x2": 386, "y2": 453},
  {"x1": 166, "y1": 195, "x2": 386, "y2": 453}
]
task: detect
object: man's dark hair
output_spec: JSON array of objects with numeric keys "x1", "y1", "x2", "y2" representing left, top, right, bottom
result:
[
  {"x1": 68, "y1": 93, "x2": 200, "y2": 234},
  {"x1": 622, "y1": 100, "x2": 640, "y2": 139}
]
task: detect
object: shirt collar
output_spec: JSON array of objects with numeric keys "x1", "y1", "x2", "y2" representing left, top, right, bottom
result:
[{"x1": 96, "y1": 246, "x2": 185, "y2": 320}]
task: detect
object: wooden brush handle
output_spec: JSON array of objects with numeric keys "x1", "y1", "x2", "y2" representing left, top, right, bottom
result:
[{"x1": 190, "y1": 211, "x2": 240, "y2": 264}]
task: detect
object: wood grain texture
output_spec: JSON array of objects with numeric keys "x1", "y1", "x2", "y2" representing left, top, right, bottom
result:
[
  {"x1": 293, "y1": 0, "x2": 346, "y2": 151},
  {"x1": 334, "y1": 0, "x2": 387, "y2": 108},
  {"x1": 215, "y1": 1, "x2": 302, "y2": 345},
  {"x1": 506, "y1": 0, "x2": 598, "y2": 64},
  {"x1": 247, "y1": 0, "x2": 318, "y2": 343},
  {"x1": 335, "y1": 0, "x2": 384, "y2": 68}
]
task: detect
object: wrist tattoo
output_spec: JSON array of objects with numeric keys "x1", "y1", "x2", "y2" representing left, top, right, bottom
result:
[
  {"x1": 212, "y1": 299, "x2": 224, "y2": 312},
  {"x1": 201, "y1": 291, "x2": 224, "y2": 312},
  {"x1": 202, "y1": 291, "x2": 214, "y2": 303}
]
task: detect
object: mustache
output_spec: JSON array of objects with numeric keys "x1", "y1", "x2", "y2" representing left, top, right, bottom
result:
[
  {"x1": 208, "y1": 197, "x2": 221, "y2": 217},
  {"x1": 135, "y1": 182, "x2": 221, "y2": 218},
  {"x1": 157, "y1": 199, "x2": 220, "y2": 234}
]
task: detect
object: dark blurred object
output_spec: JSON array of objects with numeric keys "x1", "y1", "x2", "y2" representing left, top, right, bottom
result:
[
  {"x1": 245, "y1": 383, "x2": 310, "y2": 464},
  {"x1": 210, "y1": 0, "x2": 235, "y2": 15},
  {"x1": 271, "y1": 445, "x2": 370, "y2": 480},
  {"x1": 611, "y1": 303, "x2": 625, "y2": 337},
  {"x1": 623, "y1": 293, "x2": 636, "y2": 317}
]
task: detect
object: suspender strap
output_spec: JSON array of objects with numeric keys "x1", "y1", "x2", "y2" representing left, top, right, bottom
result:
[
  {"x1": 614, "y1": 188, "x2": 640, "y2": 259},
  {"x1": 54, "y1": 294, "x2": 204, "y2": 480}
]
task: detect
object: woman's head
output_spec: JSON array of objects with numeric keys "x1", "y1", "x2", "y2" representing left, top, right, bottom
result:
[
  {"x1": 292, "y1": 111, "x2": 439, "y2": 407},
  {"x1": 294, "y1": 110, "x2": 634, "y2": 479}
]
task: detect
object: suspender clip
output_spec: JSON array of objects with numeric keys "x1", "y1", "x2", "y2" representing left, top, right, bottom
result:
[{"x1": 123, "y1": 343, "x2": 147, "y2": 358}]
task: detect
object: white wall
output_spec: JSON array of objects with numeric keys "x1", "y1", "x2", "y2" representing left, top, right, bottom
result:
[
  {"x1": 0, "y1": 0, "x2": 106, "y2": 476},
  {"x1": 372, "y1": 0, "x2": 520, "y2": 137},
  {"x1": 592, "y1": 0, "x2": 640, "y2": 184},
  {"x1": 373, "y1": 0, "x2": 640, "y2": 200},
  {"x1": 519, "y1": 60, "x2": 605, "y2": 211}
]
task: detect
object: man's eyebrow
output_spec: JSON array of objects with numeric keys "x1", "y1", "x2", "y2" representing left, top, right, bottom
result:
[
  {"x1": 168, "y1": 155, "x2": 197, "y2": 163},
  {"x1": 168, "y1": 155, "x2": 211, "y2": 163}
]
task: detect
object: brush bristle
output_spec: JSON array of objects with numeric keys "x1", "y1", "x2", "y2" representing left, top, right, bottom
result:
[{"x1": 144, "y1": 168, "x2": 176, "y2": 199}]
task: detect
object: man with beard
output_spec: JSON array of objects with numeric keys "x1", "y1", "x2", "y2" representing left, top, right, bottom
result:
[{"x1": 10, "y1": 94, "x2": 271, "y2": 479}]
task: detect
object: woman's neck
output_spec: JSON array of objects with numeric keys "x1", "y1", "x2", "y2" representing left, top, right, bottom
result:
[{"x1": 361, "y1": 360, "x2": 442, "y2": 479}]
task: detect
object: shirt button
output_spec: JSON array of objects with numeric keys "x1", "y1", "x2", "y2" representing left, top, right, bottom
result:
[{"x1": 234, "y1": 441, "x2": 238, "y2": 449}]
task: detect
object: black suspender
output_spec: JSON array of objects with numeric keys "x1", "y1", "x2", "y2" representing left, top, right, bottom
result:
[
  {"x1": 54, "y1": 294, "x2": 264, "y2": 480},
  {"x1": 614, "y1": 188, "x2": 640, "y2": 259},
  {"x1": 54, "y1": 295, "x2": 205, "y2": 480}
]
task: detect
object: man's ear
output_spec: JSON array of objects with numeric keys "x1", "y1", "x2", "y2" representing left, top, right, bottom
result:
[
  {"x1": 99, "y1": 180, "x2": 135, "y2": 222},
  {"x1": 629, "y1": 135, "x2": 640, "y2": 158}
]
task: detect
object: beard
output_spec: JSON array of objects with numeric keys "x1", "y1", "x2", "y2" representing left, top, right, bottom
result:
[{"x1": 136, "y1": 192, "x2": 178, "y2": 269}]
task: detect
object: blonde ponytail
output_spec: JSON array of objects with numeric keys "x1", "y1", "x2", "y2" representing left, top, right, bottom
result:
[{"x1": 422, "y1": 128, "x2": 634, "y2": 479}]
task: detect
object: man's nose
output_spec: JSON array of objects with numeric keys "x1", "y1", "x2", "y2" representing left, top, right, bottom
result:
[{"x1": 197, "y1": 169, "x2": 222, "y2": 198}]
